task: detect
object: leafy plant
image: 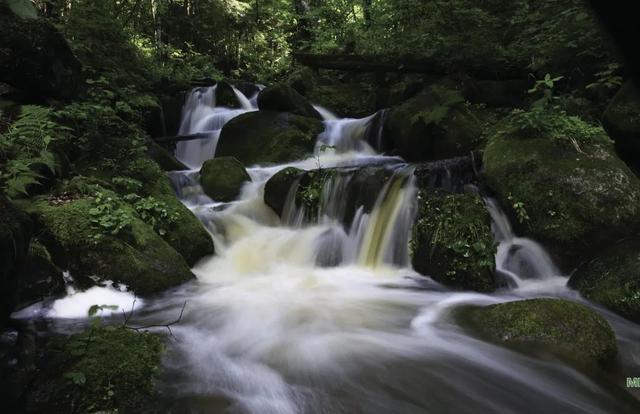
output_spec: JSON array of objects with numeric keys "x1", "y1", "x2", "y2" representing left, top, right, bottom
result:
[
  {"x1": 89, "y1": 192, "x2": 133, "y2": 242},
  {"x1": 528, "y1": 73, "x2": 564, "y2": 109},
  {"x1": 123, "y1": 194, "x2": 178, "y2": 236},
  {"x1": 0, "y1": 106, "x2": 65, "y2": 198}
]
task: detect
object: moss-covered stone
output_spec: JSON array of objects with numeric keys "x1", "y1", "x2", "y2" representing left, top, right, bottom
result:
[
  {"x1": 200, "y1": 157, "x2": 251, "y2": 202},
  {"x1": 49, "y1": 327, "x2": 163, "y2": 413},
  {"x1": 26, "y1": 190, "x2": 194, "y2": 294},
  {"x1": 257, "y1": 84, "x2": 322, "y2": 119},
  {"x1": 411, "y1": 191, "x2": 497, "y2": 292},
  {"x1": 147, "y1": 140, "x2": 188, "y2": 171},
  {"x1": 602, "y1": 81, "x2": 640, "y2": 165},
  {"x1": 122, "y1": 158, "x2": 214, "y2": 266},
  {"x1": 457, "y1": 298, "x2": 618, "y2": 367},
  {"x1": 382, "y1": 82, "x2": 481, "y2": 162},
  {"x1": 569, "y1": 239, "x2": 640, "y2": 323},
  {"x1": 482, "y1": 110, "x2": 640, "y2": 269},
  {"x1": 217, "y1": 111, "x2": 323, "y2": 166}
]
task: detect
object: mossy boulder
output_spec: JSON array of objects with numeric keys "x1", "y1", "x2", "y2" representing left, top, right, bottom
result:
[
  {"x1": 411, "y1": 191, "x2": 497, "y2": 292},
  {"x1": 602, "y1": 81, "x2": 640, "y2": 164},
  {"x1": 258, "y1": 84, "x2": 322, "y2": 119},
  {"x1": 47, "y1": 327, "x2": 163, "y2": 413},
  {"x1": 25, "y1": 192, "x2": 194, "y2": 294},
  {"x1": 117, "y1": 158, "x2": 214, "y2": 266},
  {"x1": 382, "y1": 83, "x2": 481, "y2": 162},
  {"x1": 217, "y1": 111, "x2": 323, "y2": 166},
  {"x1": 0, "y1": 13, "x2": 82, "y2": 101},
  {"x1": 569, "y1": 239, "x2": 640, "y2": 323},
  {"x1": 482, "y1": 110, "x2": 640, "y2": 269},
  {"x1": 457, "y1": 299, "x2": 618, "y2": 367},
  {"x1": 0, "y1": 196, "x2": 32, "y2": 328},
  {"x1": 200, "y1": 157, "x2": 251, "y2": 202}
]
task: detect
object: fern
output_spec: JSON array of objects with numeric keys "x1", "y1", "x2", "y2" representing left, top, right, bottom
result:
[{"x1": 0, "y1": 106, "x2": 65, "y2": 199}]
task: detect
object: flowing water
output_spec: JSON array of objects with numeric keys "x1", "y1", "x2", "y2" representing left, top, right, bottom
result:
[{"x1": 14, "y1": 85, "x2": 640, "y2": 413}]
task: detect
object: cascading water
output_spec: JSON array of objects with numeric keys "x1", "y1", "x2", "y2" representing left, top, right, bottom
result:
[{"x1": 17, "y1": 83, "x2": 640, "y2": 413}]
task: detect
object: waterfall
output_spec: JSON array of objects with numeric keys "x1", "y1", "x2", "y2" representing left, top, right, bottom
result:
[
  {"x1": 484, "y1": 197, "x2": 562, "y2": 288},
  {"x1": 356, "y1": 169, "x2": 417, "y2": 267},
  {"x1": 175, "y1": 85, "x2": 257, "y2": 169}
]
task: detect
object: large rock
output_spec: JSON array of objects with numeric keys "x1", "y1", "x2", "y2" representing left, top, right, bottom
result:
[
  {"x1": 200, "y1": 157, "x2": 251, "y2": 202},
  {"x1": 483, "y1": 110, "x2": 640, "y2": 269},
  {"x1": 457, "y1": 298, "x2": 617, "y2": 367},
  {"x1": 0, "y1": 13, "x2": 82, "y2": 101},
  {"x1": 117, "y1": 158, "x2": 215, "y2": 266},
  {"x1": 26, "y1": 192, "x2": 194, "y2": 295},
  {"x1": 258, "y1": 84, "x2": 322, "y2": 119},
  {"x1": 264, "y1": 166, "x2": 395, "y2": 223},
  {"x1": 0, "y1": 197, "x2": 32, "y2": 328},
  {"x1": 602, "y1": 81, "x2": 640, "y2": 165},
  {"x1": 569, "y1": 239, "x2": 640, "y2": 323},
  {"x1": 217, "y1": 111, "x2": 323, "y2": 166},
  {"x1": 411, "y1": 191, "x2": 497, "y2": 292},
  {"x1": 382, "y1": 83, "x2": 481, "y2": 162}
]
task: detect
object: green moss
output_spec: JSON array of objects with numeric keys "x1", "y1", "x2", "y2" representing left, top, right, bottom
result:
[
  {"x1": 216, "y1": 111, "x2": 323, "y2": 166},
  {"x1": 257, "y1": 83, "x2": 322, "y2": 119},
  {"x1": 483, "y1": 109, "x2": 640, "y2": 268},
  {"x1": 457, "y1": 298, "x2": 618, "y2": 367},
  {"x1": 123, "y1": 158, "x2": 214, "y2": 265},
  {"x1": 200, "y1": 157, "x2": 251, "y2": 202},
  {"x1": 569, "y1": 239, "x2": 640, "y2": 323},
  {"x1": 411, "y1": 191, "x2": 496, "y2": 292},
  {"x1": 52, "y1": 326, "x2": 163, "y2": 413},
  {"x1": 25, "y1": 190, "x2": 194, "y2": 294}
]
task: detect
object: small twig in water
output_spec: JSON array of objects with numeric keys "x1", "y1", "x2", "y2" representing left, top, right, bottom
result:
[{"x1": 125, "y1": 301, "x2": 187, "y2": 338}]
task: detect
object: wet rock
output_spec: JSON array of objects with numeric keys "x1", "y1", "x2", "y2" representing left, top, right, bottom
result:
[
  {"x1": 0, "y1": 197, "x2": 32, "y2": 328},
  {"x1": 382, "y1": 82, "x2": 481, "y2": 162},
  {"x1": 569, "y1": 239, "x2": 640, "y2": 323},
  {"x1": 0, "y1": 13, "x2": 82, "y2": 101},
  {"x1": 200, "y1": 157, "x2": 251, "y2": 202},
  {"x1": 217, "y1": 111, "x2": 323, "y2": 166},
  {"x1": 258, "y1": 84, "x2": 322, "y2": 119},
  {"x1": 457, "y1": 298, "x2": 618, "y2": 367},
  {"x1": 482, "y1": 110, "x2": 640, "y2": 270},
  {"x1": 216, "y1": 80, "x2": 241, "y2": 108},
  {"x1": 602, "y1": 81, "x2": 640, "y2": 166},
  {"x1": 25, "y1": 190, "x2": 194, "y2": 295},
  {"x1": 264, "y1": 165, "x2": 395, "y2": 224},
  {"x1": 411, "y1": 191, "x2": 497, "y2": 292},
  {"x1": 147, "y1": 140, "x2": 188, "y2": 171}
]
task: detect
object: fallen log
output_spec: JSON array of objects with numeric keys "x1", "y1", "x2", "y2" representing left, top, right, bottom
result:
[
  {"x1": 293, "y1": 53, "x2": 526, "y2": 80},
  {"x1": 154, "y1": 132, "x2": 211, "y2": 144}
]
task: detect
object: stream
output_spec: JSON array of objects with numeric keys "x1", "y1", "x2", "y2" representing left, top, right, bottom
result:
[{"x1": 13, "y1": 85, "x2": 640, "y2": 413}]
